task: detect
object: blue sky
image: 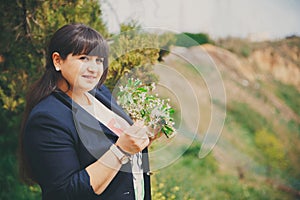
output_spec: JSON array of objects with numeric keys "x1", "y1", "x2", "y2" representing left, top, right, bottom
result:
[{"x1": 100, "y1": 0, "x2": 300, "y2": 41}]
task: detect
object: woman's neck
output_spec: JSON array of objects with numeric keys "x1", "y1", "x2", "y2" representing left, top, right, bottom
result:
[
  {"x1": 67, "y1": 90, "x2": 91, "y2": 106},
  {"x1": 57, "y1": 80, "x2": 91, "y2": 106}
]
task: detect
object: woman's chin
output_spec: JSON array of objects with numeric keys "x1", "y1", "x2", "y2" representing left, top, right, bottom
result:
[{"x1": 74, "y1": 84, "x2": 98, "y2": 93}]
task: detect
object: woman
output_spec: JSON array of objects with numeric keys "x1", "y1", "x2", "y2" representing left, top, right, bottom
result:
[{"x1": 20, "y1": 23, "x2": 153, "y2": 200}]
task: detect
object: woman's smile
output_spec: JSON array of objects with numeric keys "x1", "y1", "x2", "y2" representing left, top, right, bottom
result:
[
  {"x1": 82, "y1": 74, "x2": 98, "y2": 82},
  {"x1": 57, "y1": 54, "x2": 104, "y2": 92}
]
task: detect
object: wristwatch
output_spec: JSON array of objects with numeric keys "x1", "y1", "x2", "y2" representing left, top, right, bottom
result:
[{"x1": 110, "y1": 144, "x2": 130, "y2": 165}]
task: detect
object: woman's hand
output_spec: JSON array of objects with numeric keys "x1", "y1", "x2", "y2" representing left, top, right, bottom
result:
[
  {"x1": 148, "y1": 126, "x2": 163, "y2": 146},
  {"x1": 115, "y1": 121, "x2": 150, "y2": 154}
]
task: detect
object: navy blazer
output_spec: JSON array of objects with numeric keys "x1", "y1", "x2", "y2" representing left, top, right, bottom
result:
[{"x1": 24, "y1": 85, "x2": 151, "y2": 200}]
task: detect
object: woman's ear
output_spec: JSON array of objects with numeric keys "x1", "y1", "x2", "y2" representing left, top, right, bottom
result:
[{"x1": 52, "y1": 52, "x2": 61, "y2": 71}]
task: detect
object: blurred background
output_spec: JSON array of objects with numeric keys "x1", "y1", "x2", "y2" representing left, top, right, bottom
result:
[{"x1": 0, "y1": 0, "x2": 299, "y2": 199}]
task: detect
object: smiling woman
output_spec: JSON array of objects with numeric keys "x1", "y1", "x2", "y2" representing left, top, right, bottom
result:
[
  {"x1": 19, "y1": 23, "x2": 155, "y2": 200},
  {"x1": 53, "y1": 53, "x2": 105, "y2": 104}
]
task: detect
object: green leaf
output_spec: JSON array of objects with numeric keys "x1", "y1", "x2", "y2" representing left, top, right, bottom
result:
[
  {"x1": 137, "y1": 87, "x2": 148, "y2": 92},
  {"x1": 168, "y1": 108, "x2": 175, "y2": 114},
  {"x1": 134, "y1": 79, "x2": 142, "y2": 86}
]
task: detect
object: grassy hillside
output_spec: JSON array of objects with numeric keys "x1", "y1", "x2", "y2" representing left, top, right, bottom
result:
[{"x1": 150, "y1": 37, "x2": 300, "y2": 199}]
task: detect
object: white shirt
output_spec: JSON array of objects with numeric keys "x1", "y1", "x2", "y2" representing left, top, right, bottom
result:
[{"x1": 82, "y1": 92, "x2": 144, "y2": 200}]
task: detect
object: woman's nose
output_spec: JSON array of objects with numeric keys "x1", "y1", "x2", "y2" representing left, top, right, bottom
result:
[{"x1": 87, "y1": 60, "x2": 99, "y2": 71}]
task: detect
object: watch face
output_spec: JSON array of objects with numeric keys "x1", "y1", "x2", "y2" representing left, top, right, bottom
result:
[{"x1": 121, "y1": 156, "x2": 129, "y2": 164}]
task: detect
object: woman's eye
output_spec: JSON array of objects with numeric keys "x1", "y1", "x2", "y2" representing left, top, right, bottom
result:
[
  {"x1": 96, "y1": 58, "x2": 104, "y2": 64},
  {"x1": 79, "y1": 56, "x2": 89, "y2": 62}
]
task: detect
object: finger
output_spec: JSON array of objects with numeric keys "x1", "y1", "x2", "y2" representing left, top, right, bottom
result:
[
  {"x1": 124, "y1": 124, "x2": 141, "y2": 137},
  {"x1": 146, "y1": 126, "x2": 155, "y2": 138},
  {"x1": 140, "y1": 137, "x2": 150, "y2": 149},
  {"x1": 135, "y1": 126, "x2": 149, "y2": 139},
  {"x1": 135, "y1": 120, "x2": 145, "y2": 127}
]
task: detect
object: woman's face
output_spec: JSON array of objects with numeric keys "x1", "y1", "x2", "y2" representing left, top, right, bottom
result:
[{"x1": 56, "y1": 53, "x2": 104, "y2": 93}]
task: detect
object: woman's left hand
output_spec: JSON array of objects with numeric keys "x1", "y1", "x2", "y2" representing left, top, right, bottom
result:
[{"x1": 147, "y1": 126, "x2": 163, "y2": 146}]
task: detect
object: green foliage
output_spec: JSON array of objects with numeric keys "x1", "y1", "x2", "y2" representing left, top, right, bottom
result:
[
  {"x1": 120, "y1": 20, "x2": 141, "y2": 32},
  {"x1": 0, "y1": 0, "x2": 108, "y2": 114},
  {"x1": 151, "y1": 144, "x2": 218, "y2": 200},
  {"x1": 157, "y1": 32, "x2": 177, "y2": 61},
  {"x1": 30, "y1": 0, "x2": 108, "y2": 46},
  {"x1": 175, "y1": 32, "x2": 211, "y2": 47},
  {"x1": 240, "y1": 45, "x2": 251, "y2": 57},
  {"x1": 106, "y1": 25, "x2": 160, "y2": 90},
  {"x1": 106, "y1": 22, "x2": 177, "y2": 88},
  {"x1": 151, "y1": 142, "x2": 292, "y2": 199},
  {"x1": 182, "y1": 149, "x2": 218, "y2": 174},
  {"x1": 287, "y1": 120, "x2": 300, "y2": 137},
  {"x1": 0, "y1": 0, "x2": 108, "y2": 199},
  {"x1": 227, "y1": 101, "x2": 269, "y2": 134},
  {"x1": 151, "y1": 178, "x2": 194, "y2": 200},
  {"x1": 116, "y1": 78, "x2": 176, "y2": 138},
  {"x1": 0, "y1": 71, "x2": 27, "y2": 113},
  {"x1": 254, "y1": 129, "x2": 287, "y2": 175},
  {"x1": 275, "y1": 81, "x2": 300, "y2": 116},
  {"x1": 216, "y1": 37, "x2": 253, "y2": 58},
  {"x1": 0, "y1": 133, "x2": 41, "y2": 199}
]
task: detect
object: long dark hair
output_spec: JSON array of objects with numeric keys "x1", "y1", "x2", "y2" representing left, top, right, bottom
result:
[{"x1": 19, "y1": 23, "x2": 109, "y2": 184}]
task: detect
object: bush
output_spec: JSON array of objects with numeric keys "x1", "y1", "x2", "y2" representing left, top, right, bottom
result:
[
  {"x1": 175, "y1": 32, "x2": 211, "y2": 47},
  {"x1": 254, "y1": 129, "x2": 287, "y2": 175},
  {"x1": 0, "y1": 0, "x2": 108, "y2": 199}
]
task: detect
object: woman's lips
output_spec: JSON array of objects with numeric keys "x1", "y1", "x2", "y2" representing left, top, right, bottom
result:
[
  {"x1": 82, "y1": 75, "x2": 97, "y2": 82},
  {"x1": 82, "y1": 75, "x2": 96, "y2": 79}
]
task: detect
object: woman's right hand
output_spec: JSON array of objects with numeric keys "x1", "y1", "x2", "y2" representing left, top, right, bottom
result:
[{"x1": 115, "y1": 121, "x2": 150, "y2": 155}]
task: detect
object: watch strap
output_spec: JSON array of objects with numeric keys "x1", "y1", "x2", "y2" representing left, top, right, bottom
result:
[
  {"x1": 116, "y1": 145, "x2": 131, "y2": 156},
  {"x1": 110, "y1": 144, "x2": 130, "y2": 164}
]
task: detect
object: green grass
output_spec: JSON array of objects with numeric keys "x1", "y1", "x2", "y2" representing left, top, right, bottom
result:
[
  {"x1": 287, "y1": 120, "x2": 300, "y2": 137},
  {"x1": 150, "y1": 96, "x2": 300, "y2": 199},
  {"x1": 275, "y1": 81, "x2": 300, "y2": 116},
  {"x1": 226, "y1": 101, "x2": 270, "y2": 134},
  {"x1": 151, "y1": 142, "x2": 294, "y2": 200}
]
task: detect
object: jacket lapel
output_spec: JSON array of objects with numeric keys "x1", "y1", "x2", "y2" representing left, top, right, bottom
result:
[
  {"x1": 53, "y1": 88, "x2": 151, "y2": 177},
  {"x1": 90, "y1": 87, "x2": 133, "y2": 126},
  {"x1": 53, "y1": 87, "x2": 133, "y2": 138},
  {"x1": 73, "y1": 105, "x2": 113, "y2": 158},
  {"x1": 53, "y1": 89, "x2": 116, "y2": 158}
]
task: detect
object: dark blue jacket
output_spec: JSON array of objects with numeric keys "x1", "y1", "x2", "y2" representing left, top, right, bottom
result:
[{"x1": 24, "y1": 85, "x2": 151, "y2": 200}]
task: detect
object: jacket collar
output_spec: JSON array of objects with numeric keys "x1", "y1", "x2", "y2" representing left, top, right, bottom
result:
[
  {"x1": 90, "y1": 87, "x2": 133, "y2": 125},
  {"x1": 52, "y1": 87, "x2": 133, "y2": 138}
]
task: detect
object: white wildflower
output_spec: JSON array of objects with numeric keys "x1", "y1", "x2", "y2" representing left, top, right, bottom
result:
[{"x1": 117, "y1": 78, "x2": 176, "y2": 138}]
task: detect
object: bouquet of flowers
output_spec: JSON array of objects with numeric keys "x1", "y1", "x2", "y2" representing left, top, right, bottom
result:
[{"x1": 117, "y1": 78, "x2": 176, "y2": 138}]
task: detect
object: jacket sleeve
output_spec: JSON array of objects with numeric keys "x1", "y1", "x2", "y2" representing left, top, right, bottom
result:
[{"x1": 24, "y1": 111, "x2": 99, "y2": 200}]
